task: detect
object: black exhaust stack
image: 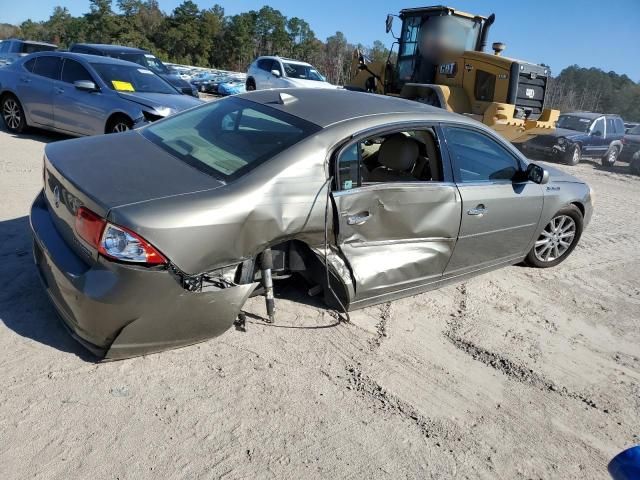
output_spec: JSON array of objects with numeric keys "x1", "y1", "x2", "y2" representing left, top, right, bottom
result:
[{"x1": 477, "y1": 13, "x2": 496, "y2": 52}]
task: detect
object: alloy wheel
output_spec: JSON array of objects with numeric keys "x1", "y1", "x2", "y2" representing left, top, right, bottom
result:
[
  {"x1": 534, "y1": 215, "x2": 576, "y2": 262},
  {"x1": 3, "y1": 98, "x2": 21, "y2": 130},
  {"x1": 573, "y1": 147, "x2": 580, "y2": 164},
  {"x1": 112, "y1": 122, "x2": 129, "y2": 133},
  {"x1": 607, "y1": 148, "x2": 618, "y2": 165}
]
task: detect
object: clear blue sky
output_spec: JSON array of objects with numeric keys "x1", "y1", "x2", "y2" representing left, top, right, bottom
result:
[{"x1": 2, "y1": 0, "x2": 639, "y2": 80}]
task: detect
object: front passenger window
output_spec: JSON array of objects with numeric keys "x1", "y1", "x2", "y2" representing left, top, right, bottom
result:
[{"x1": 444, "y1": 127, "x2": 521, "y2": 183}]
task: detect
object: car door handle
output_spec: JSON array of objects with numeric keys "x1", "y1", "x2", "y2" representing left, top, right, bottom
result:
[
  {"x1": 467, "y1": 205, "x2": 487, "y2": 216},
  {"x1": 55, "y1": 87, "x2": 64, "y2": 94},
  {"x1": 19, "y1": 77, "x2": 31, "y2": 84},
  {"x1": 346, "y1": 211, "x2": 372, "y2": 225}
]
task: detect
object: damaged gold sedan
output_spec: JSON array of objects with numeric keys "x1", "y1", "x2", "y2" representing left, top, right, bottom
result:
[{"x1": 30, "y1": 89, "x2": 593, "y2": 359}]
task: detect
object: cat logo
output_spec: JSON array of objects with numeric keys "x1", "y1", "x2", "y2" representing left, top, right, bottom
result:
[{"x1": 525, "y1": 88, "x2": 536, "y2": 99}]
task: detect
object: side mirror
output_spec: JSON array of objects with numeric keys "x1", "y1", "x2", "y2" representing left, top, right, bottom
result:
[
  {"x1": 74, "y1": 80, "x2": 97, "y2": 92},
  {"x1": 270, "y1": 69, "x2": 281, "y2": 77},
  {"x1": 592, "y1": 130, "x2": 603, "y2": 137},
  {"x1": 526, "y1": 163, "x2": 549, "y2": 185},
  {"x1": 385, "y1": 14, "x2": 394, "y2": 34}
]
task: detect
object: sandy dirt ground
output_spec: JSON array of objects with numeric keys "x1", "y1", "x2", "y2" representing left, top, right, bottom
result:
[{"x1": 0, "y1": 125, "x2": 638, "y2": 480}]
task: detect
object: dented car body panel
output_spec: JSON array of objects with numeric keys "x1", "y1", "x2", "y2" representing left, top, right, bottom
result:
[{"x1": 30, "y1": 89, "x2": 593, "y2": 359}]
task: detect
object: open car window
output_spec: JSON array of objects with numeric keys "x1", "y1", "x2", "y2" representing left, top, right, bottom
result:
[
  {"x1": 142, "y1": 97, "x2": 321, "y2": 181},
  {"x1": 336, "y1": 128, "x2": 445, "y2": 190}
]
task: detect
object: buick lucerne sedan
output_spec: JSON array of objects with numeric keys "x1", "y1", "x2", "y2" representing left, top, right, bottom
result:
[
  {"x1": 30, "y1": 89, "x2": 593, "y2": 360},
  {"x1": 0, "y1": 51, "x2": 202, "y2": 136}
]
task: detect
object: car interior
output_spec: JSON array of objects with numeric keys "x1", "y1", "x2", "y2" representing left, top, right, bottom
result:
[{"x1": 337, "y1": 129, "x2": 444, "y2": 190}]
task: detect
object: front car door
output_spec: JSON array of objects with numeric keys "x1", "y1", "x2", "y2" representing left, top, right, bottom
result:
[
  {"x1": 441, "y1": 125, "x2": 544, "y2": 278},
  {"x1": 17, "y1": 54, "x2": 61, "y2": 127},
  {"x1": 331, "y1": 125, "x2": 462, "y2": 306},
  {"x1": 53, "y1": 58, "x2": 108, "y2": 136},
  {"x1": 584, "y1": 117, "x2": 607, "y2": 157}
]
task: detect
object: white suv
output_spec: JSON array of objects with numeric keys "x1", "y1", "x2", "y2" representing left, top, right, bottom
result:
[{"x1": 246, "y1": 56, "x2": 337, "y2": 91}]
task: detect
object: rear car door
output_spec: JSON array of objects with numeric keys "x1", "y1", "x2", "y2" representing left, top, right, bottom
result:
[
  {"x1": 441, "y1": 125, "x2": 544, "y2": 277},
  {"x1": 331, "y1": 126, "x2": 462, "y2": 305},
  {"x1": 54, "y1": 58, "x2": 108, "y2": 136},
  {"x1": 17, "y1": 55, "x2": 61, "y2": 127}
]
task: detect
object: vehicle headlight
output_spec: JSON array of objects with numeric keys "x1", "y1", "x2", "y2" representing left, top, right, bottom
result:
[{"x1": 154, "y1": 106, "x2": 172, "y2": 117}]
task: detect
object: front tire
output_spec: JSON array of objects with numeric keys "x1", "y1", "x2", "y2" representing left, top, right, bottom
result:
[
  {"x1": 526, "y1": 205, "x2": 583, "y2": 268},
  {"x1": 564, "y1": 144, "x2": 581, "y2": 166},
  {"x1": 1, "y1": 94, "x2": 27, "y2": 133},
  {"x1": 602, "y1": 145, "x2": 619, "y2": 167},
  {"x1": 107, "y1": 115, "x2": 133, "y2": 134},
  {"x1": 246, "y1": 78, "x2": 256, "y2": 91},
  {"x1": 630, "y1": 152, "x2": 640, "y2": 175}
]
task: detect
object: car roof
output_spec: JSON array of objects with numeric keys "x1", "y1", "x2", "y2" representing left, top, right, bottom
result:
[
  {"x1": 72, "y1": 43, "x2": 148, "y2": 54},
  {"x1": 4, "y1": 38, "x2": 57, "y2": 47},
  {"x1": 561, "y1": 112, "x2": 621, "y2": 119},
  {"x1": 236, "y1": 88, "x2": 455, "y2": 127},
  {"x1": 29, "y1": 50, "x2": 147, "y2": 67},
  {"x1": 259, "y1": 56, "x2": 310, "y2": 66}
]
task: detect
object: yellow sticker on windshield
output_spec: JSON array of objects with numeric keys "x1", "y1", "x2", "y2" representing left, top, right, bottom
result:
[{"x1": 112, "y1": 80, "x2": 135, "y2": 92}]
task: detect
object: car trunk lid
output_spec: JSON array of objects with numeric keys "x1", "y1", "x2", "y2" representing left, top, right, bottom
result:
[{"x1": 43, "y1": 131, "x2": 224, "y2": 259}]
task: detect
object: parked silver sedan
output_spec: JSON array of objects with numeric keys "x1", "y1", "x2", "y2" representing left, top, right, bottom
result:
[
  {"x1": 0, "y1": 51, "x2": 202, "y2": 136},
  {"x1": 30, "y1": 89, "x2": 593, "y2": 360}
]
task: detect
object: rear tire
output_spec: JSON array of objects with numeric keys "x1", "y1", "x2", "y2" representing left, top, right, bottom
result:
[
  {"x1": 564, "y1": 144, "x2": 581, "y2": 166},
  {"x1": 107, "y1": 115, "x2": 133, "y2": 134},
  {"x1": 630, "y1": 152, "x2": 640, "y2": 175},
  {"x1": 525, "y1": 205, "x2": 583, "y2": 268},
  {"x1": 602, "y1": 145, "x2": 619, "y2": 167},
  {"x1": 1, "y1": 94, "x2": 27, "y2": 133}
]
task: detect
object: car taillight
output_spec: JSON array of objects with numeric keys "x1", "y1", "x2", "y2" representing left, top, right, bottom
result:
[
  {"x1": 99, "y1": 223, "x2": 167, "y2": 265},
  {"x1": 75, "y1": 207, "x2": 106, "y2": 248},
  {"x1": 74, "y1": 207, "x2": 166, "y2": 265}
]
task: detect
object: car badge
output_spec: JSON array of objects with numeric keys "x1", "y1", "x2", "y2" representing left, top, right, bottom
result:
[
  {"x1": 53, "y1": 185, "x2": 60, "y2": 208},
  {"x1": 525, "y1": 88, "x2": 535, "y2": 99}
]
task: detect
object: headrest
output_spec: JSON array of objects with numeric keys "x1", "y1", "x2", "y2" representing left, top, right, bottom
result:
[{"x1": 378, "y1": 134, "x2": 419, "y2": 171}]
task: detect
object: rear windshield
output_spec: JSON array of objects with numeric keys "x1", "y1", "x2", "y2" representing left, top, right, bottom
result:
[
  {"x1": 91, "y1": 62, "x2": 176, "y2": 94},
  {"x1": 20, "y1": 42, "x2": 57, "y2": 54},
  {"x1": 557, "y1": 115, "x2": 592, "y2": 132},
  {"x1": 142, "y1": 97, "x2": 321, "y2": 181}
]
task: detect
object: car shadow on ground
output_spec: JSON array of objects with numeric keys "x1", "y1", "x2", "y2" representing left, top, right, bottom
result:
[
  {"x1": 0, "y1": 215, "x2": 97, "y2": 361},
  {"x1": 0, "y1": 123, "x2": 70, "y2": 143}
]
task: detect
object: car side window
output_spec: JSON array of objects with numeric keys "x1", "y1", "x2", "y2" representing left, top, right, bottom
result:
[
  {"x1": 443, "y1": 126, "x2": 521, "y2": 183},
  {"x1": 32, "y1": 56, "x2": 62, "y2": 80},
  {"x1": 591, "y1": 118, "x2": 605, "y2": 136},
  {"x1": 257, "y1": 59, "x2": 271, "y2": 71},
  {"x1": 336, "y1": 128, "x2": 445, "y2": 191},
  {"x1": 61, "y1": 59, "x2": 94, "y2": 84},
  {"x1": 615, "y1": 118, "x2": 625, "y2": 134},
  {"x1": 606, "y1": 118, "x2": 616, "y2": 137},
  {"x1": 23, "y1": 58, "x2": 37, "y2": 73}
]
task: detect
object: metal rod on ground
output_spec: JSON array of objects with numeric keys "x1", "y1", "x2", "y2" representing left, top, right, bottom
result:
[{"x1": 260, "y1": 249, "x2": 275, "y2": 323}]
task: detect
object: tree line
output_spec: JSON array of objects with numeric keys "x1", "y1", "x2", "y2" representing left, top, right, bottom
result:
[
  {"x1": 0, "y1": 0, "x2": 390, "y2": 86},
  {"x1": 2, "y1": 0, "x2": 638, "y2": 121}
]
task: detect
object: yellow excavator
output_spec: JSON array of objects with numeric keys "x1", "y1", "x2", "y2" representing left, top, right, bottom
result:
[{"x1": 349, "y1": 5, "x2": 559, "y2": 143}]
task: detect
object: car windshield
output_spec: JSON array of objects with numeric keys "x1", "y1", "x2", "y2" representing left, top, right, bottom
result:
[
  {"x1": 557, "y1": 115, "x2": 593, "y2": 132},
  {"x1": 91, "y1": 62, "x2": 177, "y2": 94},
  {"x1": 283, "y1": 62, "x2": 324, "y2": 81},
  {"x1": 114, "y1": 52, "x2": 169, "y2": 75},
  {"x1": 142, "y1": 97, "x2": 321, "y2": 181}
]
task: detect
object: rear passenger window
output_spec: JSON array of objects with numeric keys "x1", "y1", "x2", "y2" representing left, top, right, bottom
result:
[
  {"x1": 444, "y1": 127, "x2": 521, "y2": 183},
  {"x1": 61, "y1": 59, "x2": 93, "y2": 84},
  {"x1": 615, "y1": 118, "x2": 625, "y2": 134},
  {"x1": 606, "y1": 118, "x2": 616, "y2": 137},
  {"x1": 32, "y1": 56, "x2": 62, "y2": 80}
]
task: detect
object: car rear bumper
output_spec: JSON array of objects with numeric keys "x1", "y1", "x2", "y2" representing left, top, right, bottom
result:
[{"x1": 30, "y1": 190, "x2": 255, "y2": 360}]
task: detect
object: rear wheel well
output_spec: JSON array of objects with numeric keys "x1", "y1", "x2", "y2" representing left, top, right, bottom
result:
[{"x1": 105, "y1": 113, "x2": 133, "y2": 133}]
